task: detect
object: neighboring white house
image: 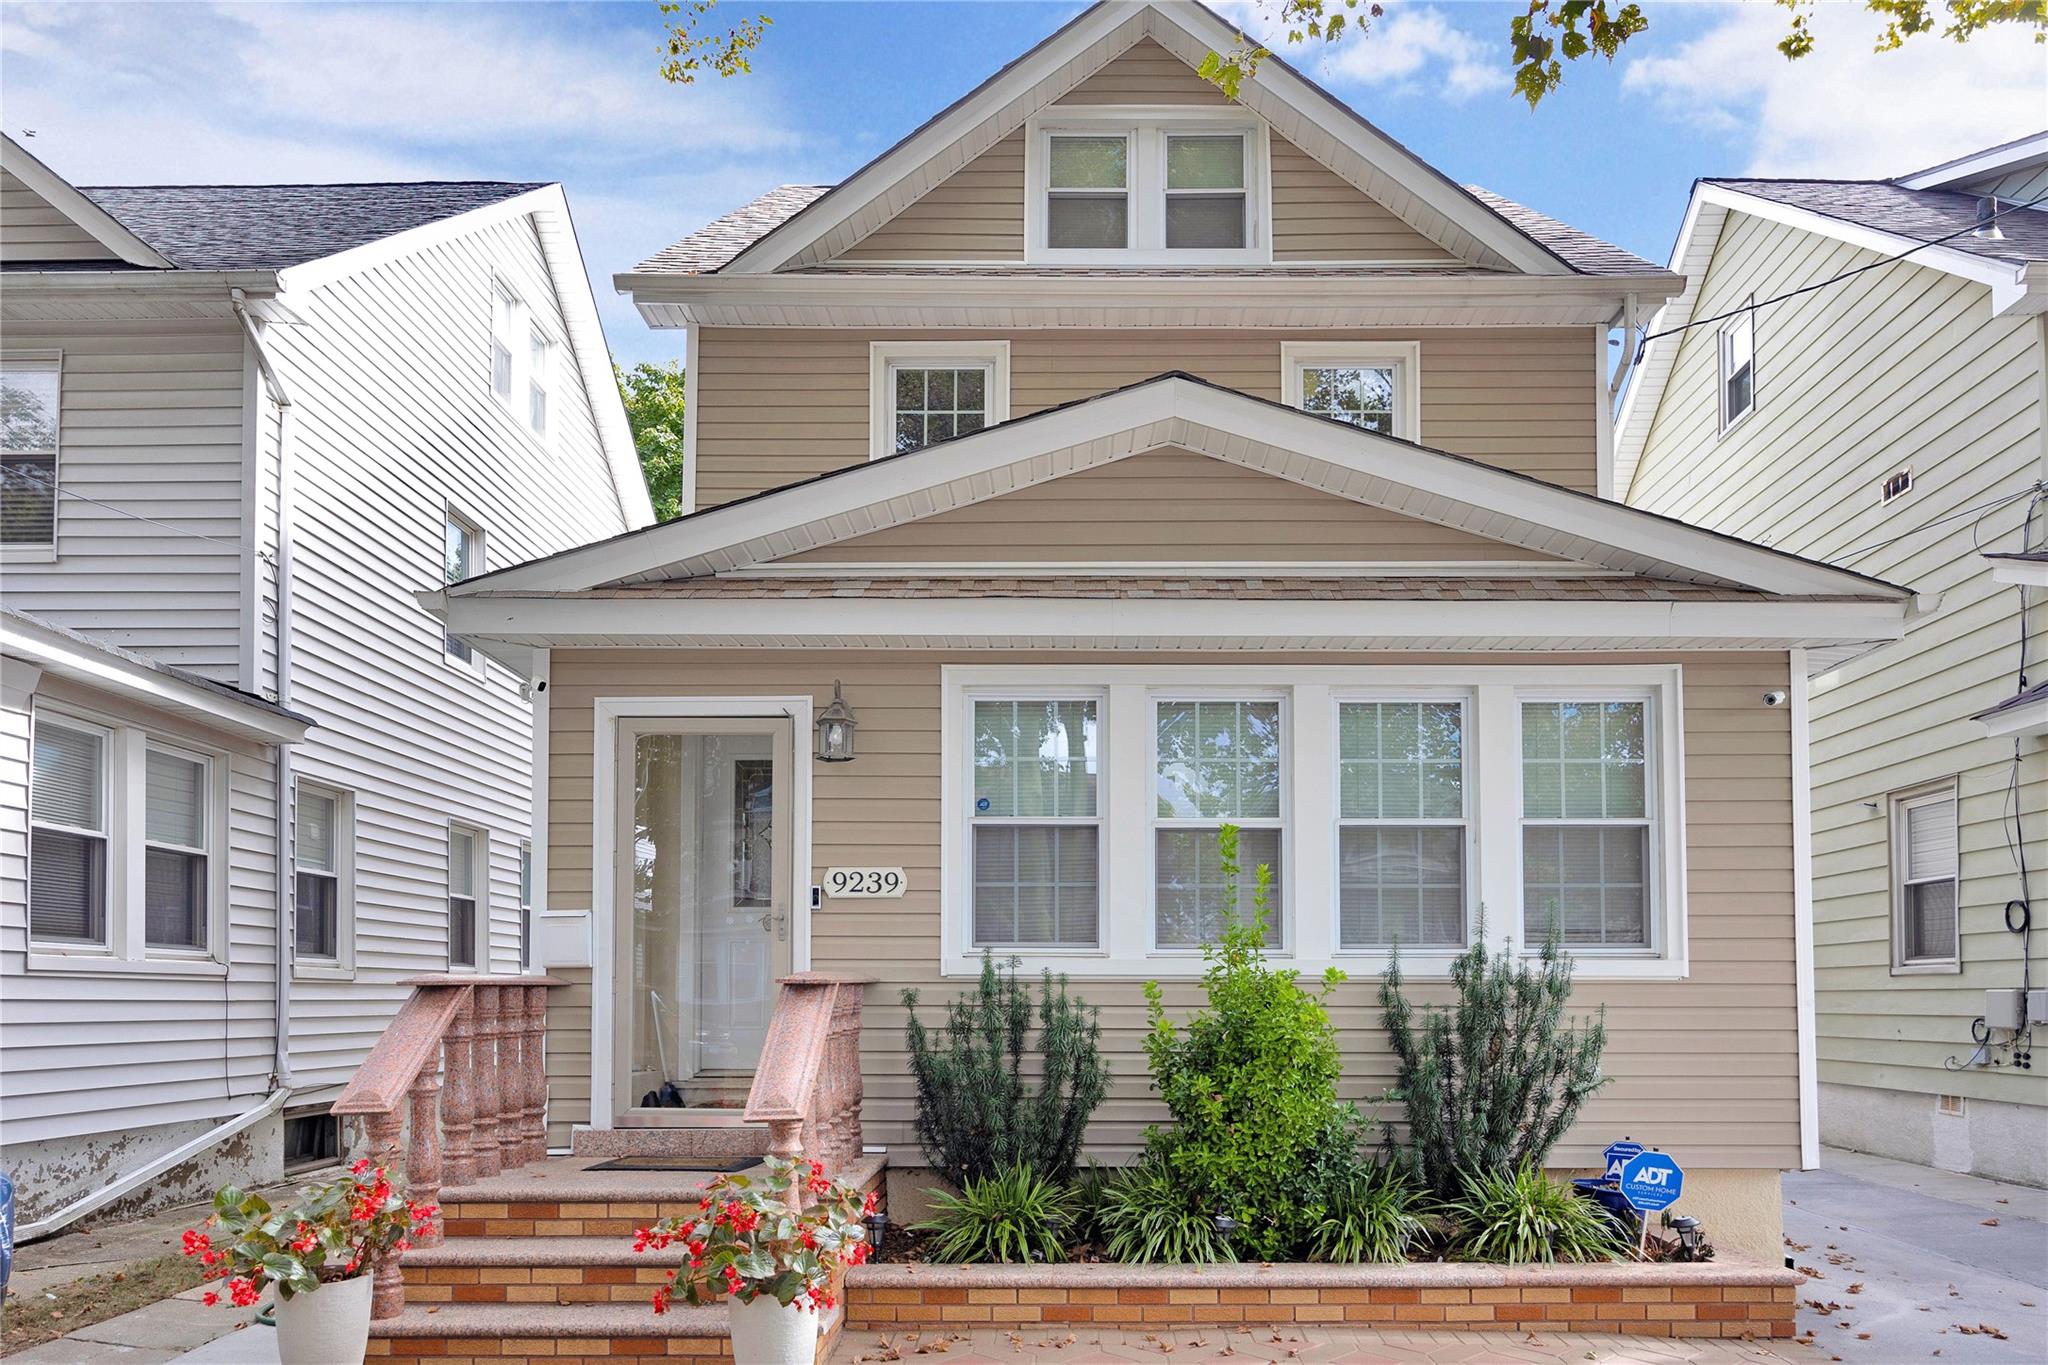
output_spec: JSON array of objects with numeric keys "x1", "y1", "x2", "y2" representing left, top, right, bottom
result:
[
  {"x1": 1619, "y1": 133, "x2": 2048, "y2": 1186},
  {"x1": 0, "y1": 133, "x2": 653, "y2": 1227}
]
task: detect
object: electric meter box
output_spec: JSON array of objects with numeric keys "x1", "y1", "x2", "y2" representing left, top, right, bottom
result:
[
  {"x1": 1984, "y1": 988, "x2": 2025, "y2": 1032},
  {"x1": 2029, "y1": 988, "x2": 2048, "y2": 1026}
]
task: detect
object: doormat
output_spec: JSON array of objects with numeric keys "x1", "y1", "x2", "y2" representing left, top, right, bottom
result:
[{"x1": 586, "y1": 1156, "x2": 763, "y2": 1174}]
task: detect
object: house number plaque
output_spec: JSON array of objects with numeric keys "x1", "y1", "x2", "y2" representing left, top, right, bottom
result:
[{"x1": 824, "y1": 867, "x2": 907, "y2": 898}]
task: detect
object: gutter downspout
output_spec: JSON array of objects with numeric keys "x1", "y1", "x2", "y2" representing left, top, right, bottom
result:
[{"x1": 233, "y1": 291, "x2": 297, "y2": 1090}]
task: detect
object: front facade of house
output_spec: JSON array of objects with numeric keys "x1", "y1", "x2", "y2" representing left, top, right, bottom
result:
[
  {"x1": 1619, "y1": 136, "x2": 2048, "y2": 1186},
  {"x1": 0, "y1": 135, "x2": 652, "y2": 1225},
  {"x1": 437, "y1": 1, "x2": 1914, "y2": 1264}
]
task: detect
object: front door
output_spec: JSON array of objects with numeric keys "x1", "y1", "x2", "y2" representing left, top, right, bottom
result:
[{"x1": 614, "y1": 717, "x2": 794, "y2": 1124}]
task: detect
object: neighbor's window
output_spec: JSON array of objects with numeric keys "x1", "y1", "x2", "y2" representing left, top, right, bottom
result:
[
  {"x1": 1892, "y1": 784, "x2": 1959, "y2": 968},
  {"x1": 295, "y1": 785, "x2": 343, "y2": 961},
  {"x1": 1164, "y1": 134, "x2": 1247, "y2": 249},
  {"x1": 1, "y1": 355, "x2": 61, "y2": 549},
  {"x1": 490, "y1": 281, "x2": 519, "y2": 400},
  {"x1": 1520, "y1": 700, "x2": 1651, "y2": 949},
  {"x1": 1337, "y1": 701, "x2": 1468, "y2": 950},
  {"x1": 143, "y1": 745, "x2": 210, "y2": 951},
  {"x1": 518, "y1": 838, "x2": 534, "y2": 970},
  {"x1": 971, "y1": 698, "x2": 1101, "y2": 949},
  {"x1": 1047, "y1": 135, "x2": 1129, "y2": 250},
  {"x1": 1719, "y1": 308, "x2": 1755, "y2": 429},
  {"x1": 1155, "y1": 699, "x2": 1284, "y2": 947},
  {"x1": 527, "y1": 327, "x2": 551, "y2": 437},
  {"x1": 449, "y1": 823, "x2": 482, "y2": 969},
  {"x1": 1284, "y1": 343, "x2": 1420, "y2": 442},
  {"x1": 443, "y1": 510, "x2": 482, "y2": 665},
  {"x1": 29, "y1": 716, "x2": 109, "y2": 944}
]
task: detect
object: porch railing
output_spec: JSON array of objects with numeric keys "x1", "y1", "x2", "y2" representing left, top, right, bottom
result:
[
  {"x1": 331, "y1": 973, "x2": 561, "y2": 1318},
  {"x1": 743, "y1": 973, "x2": 871, "y2": 1180}
]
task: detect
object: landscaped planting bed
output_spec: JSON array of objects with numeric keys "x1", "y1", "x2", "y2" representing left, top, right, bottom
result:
[{"x1": 844, "y1": 1261, "x2": 1802, "y2": 1339}]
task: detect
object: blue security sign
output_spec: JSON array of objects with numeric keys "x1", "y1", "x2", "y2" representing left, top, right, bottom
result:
[
  {"x1": 1602, "y1": 1140, "x2": 1644, "y2": 1182},
  {"x1": 1619, "y1": 1151, "x2": 1684, "y2": 1212}
]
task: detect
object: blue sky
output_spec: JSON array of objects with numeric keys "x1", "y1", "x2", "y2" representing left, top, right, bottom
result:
[{"x1": 4, "y1": 1, "x2": 2043, "y2": 368}]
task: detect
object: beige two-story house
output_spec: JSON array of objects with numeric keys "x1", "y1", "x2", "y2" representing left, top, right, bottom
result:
[{"x1": 430, "y1": 0, "x2": 1915, "y2": 1265}]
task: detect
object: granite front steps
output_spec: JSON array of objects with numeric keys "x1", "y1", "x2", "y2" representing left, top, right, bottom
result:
[{"x1": 368, "y1": 1128, "x2": 885, "y2": 1365}]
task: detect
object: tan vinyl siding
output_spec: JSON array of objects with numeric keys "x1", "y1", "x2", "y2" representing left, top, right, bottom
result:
[
  {"x1": 0, "y1": 679, "x2": 280, "y2": 1145},
  {"x1": 1270, "y1": 139, "x2": 1455, "y2": 262},
  {"x1": 541, "y1": 648, "x2": 1800, "y2": 1171},
  {"x1": 0, "y1": 170, "x2": 116, "y2": 262},
  {"x1": 0, "y1": 317, "x2": 249, "y2": 678},
  {"x1": 1053, "y1": 37, "x2": 1229, "y2": 104},
  {"x1": 786, "y1": 448, "x2": 1550, "y2": 562},
  {"x1": 693, "y1": 327, "x2": 1599, "y2": 508},
  {"x1": 1628, "y1": 210, "x2": 2048, "y2": 1113},
  {"x1": 837, "y1": 133, "x2": 1025, "y2": 262}
]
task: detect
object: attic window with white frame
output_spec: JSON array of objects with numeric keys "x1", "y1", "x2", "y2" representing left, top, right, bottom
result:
[
  {"x1": 443, "y1": 509, "x2": 483, "y2": 667},
  {"x1": 870, "y1": 342, "x2": 1011, "y2": 460},
  {"x1": 1719, "y1": 305, "x2": 1755, "y2": 430},
  {"x1": 1029, "y1": 116, "x2": 1268, "y2": 263}
]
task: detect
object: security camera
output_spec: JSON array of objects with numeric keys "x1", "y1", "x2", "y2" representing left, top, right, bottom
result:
[{"x1": 1762, "y1": 691, "x2": 1788, "y2": 708}]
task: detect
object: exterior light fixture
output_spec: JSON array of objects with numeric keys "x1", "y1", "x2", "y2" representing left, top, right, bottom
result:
[
  {"x1": 863, "y1": 1210, "x2": 889, "y2": 1260},
  {"x1": 1974, "y1": 197, "x2": 2006, "y2": 240},
  {"x1": 815, "y1": 681, "x2": 858, "y2": 762}
]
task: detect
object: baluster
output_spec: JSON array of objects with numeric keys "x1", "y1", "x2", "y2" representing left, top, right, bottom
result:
[
  {"x1": 524, "y1": 984, "x2": 549, "y2": 1164},
  {"x1": 497, "y1": 988, "x2": 524, "y2": 1169},
  {"x1": 441, "y1": 995, "x2": 477, "y2": 1187},
  {"x1": 406, "y1": 1071, "x2": 443, "y2": 1246},
  {"x1": 767, "y1": 1118, "x2": 805, "y2": 1212},
  {"x1": 366, "y1": 1110, "x2": 407, "y2": 1319},
  {"x1": 472, "y1": 988, "x2": 503, "y2": 1177}
]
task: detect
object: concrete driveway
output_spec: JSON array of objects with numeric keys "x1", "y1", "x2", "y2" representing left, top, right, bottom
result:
[{"x1": 1782, "y1": 1148, "x2": 2045, "y2": 1363}]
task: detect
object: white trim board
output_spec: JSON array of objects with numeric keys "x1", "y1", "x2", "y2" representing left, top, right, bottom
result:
[{"x1": 450, "y1": 373, "x2": 1908, "y2": 601}]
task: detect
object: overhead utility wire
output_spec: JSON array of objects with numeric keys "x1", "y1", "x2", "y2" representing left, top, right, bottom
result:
[
  {"x1": 1831, "y1": 481, "x2": 2047, "y2": 560},
  {"x1": 1633, "y1": 188, "x2": 2048, "y2": 364},
  {"x1": 0, "y1": 465, "x2": 255, "y2": 553}
]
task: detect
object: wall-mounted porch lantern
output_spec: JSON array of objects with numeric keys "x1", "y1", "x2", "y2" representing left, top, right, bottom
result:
[{"x1": 815, "y1": 680, "x2": 858, "y2": 762}]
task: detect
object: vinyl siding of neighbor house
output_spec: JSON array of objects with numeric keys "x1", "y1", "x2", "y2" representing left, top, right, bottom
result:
[
  {"x1": 0, "y1": 170, "x2": 116, "y2": 262},
  {"x1": 538, "y1": 647, "x2": 1801, "y2": 1172},
  {"x1": 261, "y1": 211, "x2": 633, "y2": 1100},
  {"x1": 0, "y1": 314, "x2": 249, "y2": 678},
  {"x1": 785, "y1": 448, "x2": 1560, "y2": 563},
  {"x1": 1626, "y1": 210, "x2": 2048, "y2": 1116},
  {"x1": 691, "y1": 327, "x2": 1601, "y2": 508},
  {"x1": 1955, "y1": 168, "x2": 2048, "y2": 205},
  {"x1": 0, "y1": 677, "x2": 281, "y2": 1146}
]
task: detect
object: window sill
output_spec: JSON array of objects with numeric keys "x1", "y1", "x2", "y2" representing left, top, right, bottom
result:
[
  {"x1": 294, "y1": 961, "x2": 356, "y2": 982},
  {"x1": 1891, "y1": 960, "x2": 1962, "y2": 976},
  {"x1": 2, "y1": 545, "x2": 57, "y2": 564},
  {"x1": 941, "y1": 950, "x2": 1689, "y2": 982},
  {"x1": 28, "y1": 950, "x2": 228, "y2": 978}
]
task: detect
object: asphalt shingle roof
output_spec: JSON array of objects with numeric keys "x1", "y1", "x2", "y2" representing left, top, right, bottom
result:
[
  {"x1": 1705, "y1": 178, "x2": 2048, "y2": 267},
  {"x1": 634, "y1": 185, "x2": 830, "y2": 275},
  {"x1": 75, "y1": 181, "x2": 545, "y2": 271},
  {"x1": 1462, "y1": 187, "x2": 1662, "y2": 277}
]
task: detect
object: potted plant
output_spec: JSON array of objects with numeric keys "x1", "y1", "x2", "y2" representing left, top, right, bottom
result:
[
  {"x1": 634, "y1": 1156, "x2": 875, "y2": 1365},
  {"x1": 183, "y1": 1159, "x2": 437, "y2": 1364}
]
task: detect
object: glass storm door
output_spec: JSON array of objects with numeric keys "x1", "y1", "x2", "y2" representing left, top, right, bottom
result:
[{"x1": 615, "y1": 717, "x2": 793, "y2": 1123}]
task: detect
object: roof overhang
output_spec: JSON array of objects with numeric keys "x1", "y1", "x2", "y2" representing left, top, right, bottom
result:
[
  {"x1": 1897, "y1": 133, "x2": 2048, "y2": 190},
  {"x1": 1985, "y1": 552, "x2": 2048, "y2": 588},
  {"x1": 2, "y1": 612, "x2": 312, "y2": 745},
  {"x1": 1617, "y1": 181, "x2": 2048, "y2": 499},
  {"x1": 0, "y1": 268, "x2": 283, "y2": 320},
  {"x1": 617, "y1": 268, "x2": 1677, "y2": 330},
  {"x1": 1, "y1": 133, "x2": 176, "y2": 268},
  {"x1": 1972, "y1": 683, "x2": 2048, "y2": 739}
]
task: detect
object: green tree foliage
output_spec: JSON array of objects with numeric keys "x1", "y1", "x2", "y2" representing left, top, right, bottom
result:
[
  {"x1": 1140, "y1": 825, "x2": 1363, "y2": 1261},
  {"x1": 1199, "y1": 0, "x2": 2043, "y2": 107},
  {"x1": 901, "y1": 953, "x2": 1109, "y2": 1190},
  {"x1": 1379, "y1": 923, "x2": 1608, "y2": 1201},
  {"x1": 658, "y1": 0, "x2": 770, "y2": 84},
  {"x1": 615, "y1": 360, "x2": 688, "y2": 521}
]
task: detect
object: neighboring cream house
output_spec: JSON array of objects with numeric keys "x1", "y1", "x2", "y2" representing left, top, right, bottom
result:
[
  {"x1": 1619, "y1": 134, "x2": 2048, "y2": 1185},
  {"x1": 430, "y1": 0, "x2": 1914, "y2": 1268},
  {"x1": 0, "y1": 134, "x2": 653, "y2": 1229}
]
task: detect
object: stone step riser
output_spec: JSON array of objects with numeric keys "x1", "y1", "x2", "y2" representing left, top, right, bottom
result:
[
  {"x1": 403, "y1": 1265, "x2": 711, "y2": 1308},
  {"x1": 440, "y1": 1201, "x2": 705, "y2": 1238},
  {"x1": 368, "y1": 1336, "x2": 730, "y2": 1363}
]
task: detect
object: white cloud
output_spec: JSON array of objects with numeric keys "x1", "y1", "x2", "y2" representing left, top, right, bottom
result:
[
  {"x1": 1622, "y1": 3, "x2": 2048, "y2": 177},
  {"x1": 1319, "y1": 6, "x2": 1508, "y2": 101}
]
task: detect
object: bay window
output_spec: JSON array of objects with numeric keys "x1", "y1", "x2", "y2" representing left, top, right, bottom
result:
[{"x1": 944, "y1": 666, "x2": 1684, "y2": 979}]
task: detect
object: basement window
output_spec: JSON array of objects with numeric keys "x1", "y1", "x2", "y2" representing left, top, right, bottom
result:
[{"x1": 284, "y1": 1110, "x2": 342, "y2": 1171}]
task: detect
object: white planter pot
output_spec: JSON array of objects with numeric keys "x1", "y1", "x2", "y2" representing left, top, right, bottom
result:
[
  {"x1": 273, "y1": 1272, "x2": 372, "y2": 1365},
  {"x1": 727, "y1": 1291, "x2": 820, "y2": 1365}
]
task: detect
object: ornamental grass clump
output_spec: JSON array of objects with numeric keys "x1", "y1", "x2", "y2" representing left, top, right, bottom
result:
[
  {"x1": 1442, "y1": 1163, "x2": 1626, "y2": 1264},
  {"x1": 1306, "y1": 1164, "x2": 1435, "y2": 1264},
  {"x1": 913, "y1": 1164, "x2": 1077, "y2": 1263},
  {"x1": 1099, "y1": 1160, "x2": 1236, "y2": 1265},
  {"x1": 1141, "y1": 824, "x2": 1363, "y2": 1261},
  {"x1": 902, "y1": 952, "x2": 1108, "y2": 1189},
  {"x1": 1380, "y1": 917, "x2": 1608, "y2": 1201}
]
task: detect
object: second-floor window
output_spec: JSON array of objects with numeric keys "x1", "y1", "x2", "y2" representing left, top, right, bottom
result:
[
  {"x1": 869, "y1": 342, "x2": 1011, "y2": 460},
  {"x1": 490, "y1": 281, "x2": 519, "y2": 400},
  {"x1": 443, "y1": 509, "x2": 483, "y2": 666},
  {"x1": 1282, "y1": 343, "x2": 1421, "y2": 443},
  {"x1": 489, "y1": 279, "x2": 553, "y2": 440},
  {"x1": 2, "y1": 354, "x2": 61, "y2": 551},
  {"x1": 527, "y1": 327, "x2": 552, "y2": 436},
  {"x1": 1719, "y1": 307, "x2": 1755, "y2": 430}
]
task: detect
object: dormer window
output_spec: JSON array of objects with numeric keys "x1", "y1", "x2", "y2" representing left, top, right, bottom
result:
[{"x1": 1028, "y1": 115, "x2": 1268, "y2": 264}]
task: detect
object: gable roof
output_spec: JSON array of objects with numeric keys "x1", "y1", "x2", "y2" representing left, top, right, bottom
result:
[
  {"x1": 1897, "y1": 130, "x2": 2048, "y2": 191},
  {"x1": 449, "y1": 370, "x2": 1906, "y2": 603},
  {"x1": 75, "y1": 181, "x2": 544, "y2": 271},
  {"x1": 0, "y1": 133, "x2": 173, "y2": 268},
  {"x1": 628, "y1": 1, "x2": 1661, "y2": 283},
  {"x1": 1700, "y1": 177, "x2": 2048, "y2": 269}
]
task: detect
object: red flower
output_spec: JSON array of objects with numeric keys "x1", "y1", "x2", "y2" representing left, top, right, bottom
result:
[
  {"x1": 227, "y1": 1277, "x2": 260, "y2": 1309},
  {"x1": 651, "y1": 1286, "x2": 671, "y2": 1315},
  {"x1": 351, "y1": 1158, "x2": 372, "y2": 1175},
  {"x1": 202, "y1": 1291, "x2": 221, "y2": 1307},
  {"x1": 181, "y1": 1229, "x2": 212, "y2": 1258},
  {"x1": 862, "y1": 1190, "x2": 880, "y2": 1217}
]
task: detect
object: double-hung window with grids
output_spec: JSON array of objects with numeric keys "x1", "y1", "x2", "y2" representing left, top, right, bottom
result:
[
  {"x1": 1153, "y1": 698, "x2": 1284, "y2": 947},
  {"x1": 970, "y1": 698, "x2": 1101, "y2": 949},
  {"x1": 1520, "y1": 700, "x2": 1652, "y2": 949},
  {"x1": 1337, "y1": 700, "x2": 1468, "y2": 950}
]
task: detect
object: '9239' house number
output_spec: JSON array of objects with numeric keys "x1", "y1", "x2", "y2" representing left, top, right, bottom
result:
[{"x1": 825, "y1": 867, "x2": 906, "y2": 898}]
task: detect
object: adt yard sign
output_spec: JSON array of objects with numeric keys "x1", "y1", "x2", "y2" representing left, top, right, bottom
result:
[
  {"x1": 1602, "y1": 1139, "x2": 1644, "y2": 1181},
  {"x1": 1619, "y1": 1151, "x2": 1684, "y2": 1213}
]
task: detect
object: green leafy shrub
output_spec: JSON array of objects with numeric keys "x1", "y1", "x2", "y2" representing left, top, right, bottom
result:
[
  {"x1": 1441, "y1": 1164, "x2": 1624, "y2": 1264},
  {"x1": 1379, "y1": 920, "x2": 1607, "y2": 1200},
  {"x1": 913, "y1": 1164, "x2": 1077, "y2": 1264},
  {"x1": 1100, "y1": 1161, "x2": 1235, "y2": 1265},
  {"x1": 1307, "y1": 1164, "x2": 1434, "y2": 1264},
  {"x1": 1141, "y1": 825, "x2": 1360, "y2": 1260},
  {"x1": 903, "y1": 953, "x2": 1109, "y2": 1189}
]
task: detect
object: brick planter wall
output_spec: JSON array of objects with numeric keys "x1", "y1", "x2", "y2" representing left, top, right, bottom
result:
[{"x1": 846, "y1": 1261, "x2": 1800, "y2": 1339}]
